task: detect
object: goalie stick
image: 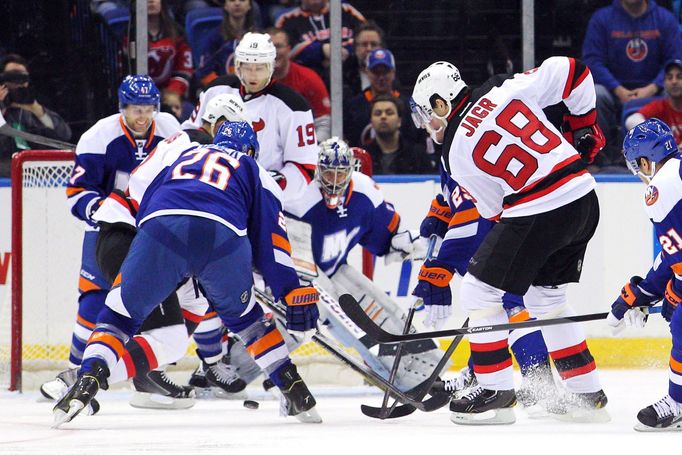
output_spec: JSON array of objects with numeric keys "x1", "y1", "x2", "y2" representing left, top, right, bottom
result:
[
  {"x1": 252, "y1": 288, "x2": 449, "y2": 412},
  {"x1": 339, "y1": 294, "x2": 663, "y2": 343}
]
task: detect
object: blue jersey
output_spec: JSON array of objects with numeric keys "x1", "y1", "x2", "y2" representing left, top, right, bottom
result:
[
  {"x1": 137, "y1": 144, "x2": 300, "y2": 300},
  {"x1": 284, "y1": 173, "x2": 400, "y2": 276},
  {"x1": 67, "y1": 112, "x2": 181, "y2": 226}
]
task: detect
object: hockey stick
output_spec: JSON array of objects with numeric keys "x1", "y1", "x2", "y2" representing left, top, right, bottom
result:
[
  {"x1": 340, "y1": 293, "x2": 619, "y2": 343},
  {"x1": 368, "y1": 235, "x2": 437, "y2": 419},
  {"x1": 360, "y1": 318, "x2": 469, "y2": 419},
  {"x1": 253, "y1": 288, "x2": 446, "y2": 412}
]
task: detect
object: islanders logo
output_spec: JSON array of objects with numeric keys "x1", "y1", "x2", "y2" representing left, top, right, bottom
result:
[
  {"x1": 645, "y1": 185, "x2": 659, "y2": 206},
  {"x1": 626, "y1": 38, "x2": 648, "y2": 62}
]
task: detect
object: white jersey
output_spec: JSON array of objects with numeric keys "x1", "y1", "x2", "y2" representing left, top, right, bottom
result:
[
  {"x1": 442, "y1": 57, "x2": 597, "y2": 220},
  {"x1": 182, "y1": 76, "x2": 317, "y2": 192},
  {"x1": 93, "y1": 131, "x2": 196, "y2": 226}
]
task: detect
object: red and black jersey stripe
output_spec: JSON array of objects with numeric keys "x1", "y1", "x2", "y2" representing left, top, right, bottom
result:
[
  {"x1": 121, "y1": 335, "x2": 158, "y2": 379},
  {"x1": 470, "y1": 339, "x2": 513, "y2": 374},
  {"x1": 563, "y1": 58, "x2": 590, "y2": 100},
  {"x1": 550, "y1": 340, "x2": 596, "y2": 380}
]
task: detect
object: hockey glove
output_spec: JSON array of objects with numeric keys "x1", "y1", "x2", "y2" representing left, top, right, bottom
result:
[
  {"x1": 85, "y1": 197, "x2": 104, "y2": 228},
  {"x1": 607, "y1": 276, "x2": 660, "y2": 333},
  {"x1": 284, "y1": 286, "x2": 320, "y2": 342},
  {"x1": 562, "y1": 110, "x2": 605, "y2": 164},
  {"x1": 269, "y1": 170, "x2": 287, "y2": 190},
  {"x1": 385, "y1": 229, "x2": 428, "y2": 264},
  {"x1": 420, "y1": 194, "x2": 453, "y2": 239},
  {"x1": 663, "y1": 279, "x2": 682, "y2": 322},
  {"x1": 412, "y1": 259, "x2": 454, "y2": 329}
]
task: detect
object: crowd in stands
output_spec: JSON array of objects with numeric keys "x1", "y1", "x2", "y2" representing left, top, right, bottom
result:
[{"x1": 3, "y1": 0, "x2": 682, "y2": 177}]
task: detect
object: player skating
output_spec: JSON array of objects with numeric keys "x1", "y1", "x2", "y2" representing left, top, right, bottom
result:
[
  {"x1": 608, "y1": 118, "x2": 682, "y2": 431},
  {"x1": 409, "y1": 57, "x2": 607, "y2": 424}
]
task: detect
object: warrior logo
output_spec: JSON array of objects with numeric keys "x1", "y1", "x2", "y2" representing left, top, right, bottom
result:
[{"x1": 626, "y1": 38, "x2": 648, "y2": 62}]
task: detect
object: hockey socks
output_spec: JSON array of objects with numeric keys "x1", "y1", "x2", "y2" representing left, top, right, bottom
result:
[{"x1": 69, "y1": 290, "x2": 107, "y2": 366}]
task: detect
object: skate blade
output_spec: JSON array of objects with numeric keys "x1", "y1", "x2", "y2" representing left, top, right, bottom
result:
[
  {"x1": 52, "y1": 400, "x2": 84, "y2": 428},
  {"x1": 634, "y1": 420, "x2": 682, "y2": 432},
  {"x1": 551, "y1": 407, "x2": 610, "y2": 423},
  {"x1": 294, "y1": 407, "x2": 323, "y2": 424},
  {"x1": 129, "y1": 392, "x2": 196, "y2": 410},
  {"x1": 211, "y1": 388, "x2": 248, "y2": 400},
  {"x1": 450, "y1": 408, "x2": 516, "y2": 425},
  {"x1": 522, "y1": 403, "x2": 550, "y2": 420}
]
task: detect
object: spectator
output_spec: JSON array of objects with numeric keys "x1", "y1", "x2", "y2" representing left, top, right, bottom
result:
[
  {"x1": 195, "y1": 0, "x2": 256, "y2": 87},
  {"x1": 0, "y1": 54, "x2": 72, "y2": 177},
  {"x1": 582, "y1": 0, "x2": 681, "y2": 168},
  {"x1": 147, "y1": 0, "x2": 193, "y2": 115},
  {"x1": 275, "y1": 0, "x2": 366, "y2": 81},
  {"x1": 625, "y1": 59, "x2": 682, "y2": 145},
  {"x1": 343, "y1": 48, "x2": 417, "y2": 147},
  {"x1": 343, "y1": 20, "x2": 385, "y2": 97},
  {"x1": 268, "y1": 27, "x2": 331, "y2": 141},
  {"x1": 364, "y1": 95, "x2": 433, "y2": 175}
]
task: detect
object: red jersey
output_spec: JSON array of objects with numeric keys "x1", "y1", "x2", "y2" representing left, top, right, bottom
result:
[
  {"x1": 148, "y1": 35, "x2": 193, "y2": 97},
  {"x1": 638, "y1": 98, "x2": 682, "y2": 147},
  {"x1": 276, "y1": 61, "x2": 331, "y2": 119}
]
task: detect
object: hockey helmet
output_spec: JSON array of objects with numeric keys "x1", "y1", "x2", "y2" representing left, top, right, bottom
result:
[
  {"x1": 213, "y1": 121, "x2": 260, "y2": 159},
  {"x1": 118, "y1": 74, "x2": 160, "y2": 111},
  {"x1": 202, "y1": 94, "x2": 249, "y2": 137},
  {"x1": 316, "y1": 137, "x2": 355, "y2": 209},
  {"x1": 623, "y1": 118, "x2": 677, "y2": 182},
  {"x1": 234, "y1": 32, "x2": 277, "y2": 87},
  {"x1": 411, "y1": 61, "x2": 467, "y2": 143}
]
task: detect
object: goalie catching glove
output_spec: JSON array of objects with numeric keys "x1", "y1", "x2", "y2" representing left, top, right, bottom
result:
[
  {"x1": 385, "y1": 229, "x2": 428, "y2": 264},
  {"x1": 284, "y1": 286, "x2": 320, "y2": 342},
  {"x1": 607, "y1": 276, "x2": 660, "y2": 333},
  {"x1": 561, "y1": 109, "x2": 605, "y2": 164},
  {"x1": 412, "y1": 259, "x2": 454, "y2": 329}
]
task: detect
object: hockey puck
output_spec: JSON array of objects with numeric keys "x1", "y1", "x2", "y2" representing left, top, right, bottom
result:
[{"x1": 243, "y1": 400, "x2": 259, "y2": 410}]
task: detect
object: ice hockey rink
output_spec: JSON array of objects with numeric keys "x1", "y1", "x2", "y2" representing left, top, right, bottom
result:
[{"x1": 0, "y1": 369, "x2": 677, "y2": 455}]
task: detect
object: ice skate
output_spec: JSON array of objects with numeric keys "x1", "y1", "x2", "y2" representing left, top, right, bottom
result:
[
  {"x1": 52, "y1": 361, "x2": 109, "y2": 428},
  {"x1": 130, "y1": 368, "x2": 196, "y2": 410},
  {"x1": 41, "y1": 367, "x2": 100, "y2": 415},
  {"x1": 433, "y1": 366, "x2": 476, "y2": 398},
  {"x1": 516, "y1": 361, "x2": 557, "y2": 418},
  {"x1": 276, "y1": 363, "x2": 321, "y2": 423},
  {"x1": 449, "y1": 385, "x2": 517, "y2": 425},
  {"x1": 545, "y1": 389, "x2": 610, "y2": 423},
  {"x1": 189, "y1": 354, "x2": 247, "y2": 399},
  {"x1": 634, "y1": 395, "x2": 682, "y2": 431}
]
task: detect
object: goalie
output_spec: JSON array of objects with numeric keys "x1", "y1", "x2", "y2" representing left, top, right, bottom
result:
[{"x1": 224, "y1": 137, "x2": 448, "y2": 392}]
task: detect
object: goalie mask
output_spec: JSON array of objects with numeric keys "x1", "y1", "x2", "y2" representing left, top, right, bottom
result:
[
  {"x1": 411, "y1": 61, "x2": 467, "y2": 144},
  {"x1": 316, "y1": 137, "x2": 355, "y2": 209},
  {"x1": 623, "y1": 118, "x2": 677, "y2": 184},
  {"x1": 202, "y1": 94, "x2": 248, "y2": 137}
]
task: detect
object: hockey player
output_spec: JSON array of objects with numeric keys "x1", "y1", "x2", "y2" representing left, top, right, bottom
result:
[
  {"x1": 63, "y1": 75, "x2": 180, "y2": 373},
  {"x1": 53, "y1": 123, "x2": 321, "y2": 427},
  {"x1": 182, "y1": 32, "x2": 318, "y2": 204},
  {"x1": 417, "y1": 171, "x2": 554, "y2": 408},
  {"x1": 42, "y1": 96, "x2": 251, "y2": 409},
  {"x1": 607, "y1": 118, "x2": 682, "y2": 431},
  {"x1": 409, "y1": 57, "x2": 607, "y2": 424}
]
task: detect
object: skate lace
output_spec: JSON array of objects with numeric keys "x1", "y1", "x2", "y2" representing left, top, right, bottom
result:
[
  {"x1": 210, "y1": 363, "x2": 241, "y2": 385},
  {"x1": 462, "y1": 385, "x2": 484, "y2": 401},
  {"x1": 652, "y1": 395, "x2": 682, "y2": 418},
  {"x1": 158, "y1": 371, "x2": 182, "y2": 389}
]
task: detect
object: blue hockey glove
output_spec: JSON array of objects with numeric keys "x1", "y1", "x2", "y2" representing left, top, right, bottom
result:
[
  {"x1": 606, "y1": 276, "x2": 659, "y2": 332},
  {"x1": 419, "y1": 194, "x2": 452, "y2": 239},
  {"x1": 663, "y1": 279, "x2": 682, "y2": 322},
  {"x1": 412, "y1": 259, "x2": 454, "y2": 329},
  {"x1": 284, "y1": 286, "x2": 320, "y2": 342}
]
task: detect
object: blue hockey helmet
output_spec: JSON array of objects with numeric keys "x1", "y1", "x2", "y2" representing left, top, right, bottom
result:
[
  {"x1": 118, "y1": 74, "x2": 161, "y2": 111},
  {"x1": 623, "y1": 118, "x2": 677, "y2": 182},
  {"x1": 316, "y1": 137, "x2": 355, "y2": 208},
  {"x1": 213, "y1": 121, "x2": 260, "y2": 159}
]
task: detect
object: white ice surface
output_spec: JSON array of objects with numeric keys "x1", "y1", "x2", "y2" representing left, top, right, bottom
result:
[{"x1": 0, "y1": 370, "x2": 678, "y2": 455}]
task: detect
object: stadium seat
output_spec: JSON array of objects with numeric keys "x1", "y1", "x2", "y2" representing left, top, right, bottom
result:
[
  {"x1": 185, "y1": 7, "x2": 223, "y2": 67},
  {"x1": 621, "y1": 96, "x2": 663, "y2": 130}
]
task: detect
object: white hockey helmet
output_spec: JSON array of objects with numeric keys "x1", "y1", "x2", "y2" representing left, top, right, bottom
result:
[
  {"x1": 411, "y1": 61, "x2": 467, "y2": 142},
  {"x1": 201, "y1": 93, "x2": 249, "y2": 136},
  {"x1": 234, "y1": 32, "x2": 277, "y2": 86}
]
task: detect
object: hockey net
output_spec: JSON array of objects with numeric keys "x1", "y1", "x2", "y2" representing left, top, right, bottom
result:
[{"x1": 2, "y1": 148, "x2": 376, "y2": 391}]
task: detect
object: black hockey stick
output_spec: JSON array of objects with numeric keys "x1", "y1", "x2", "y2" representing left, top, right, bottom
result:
[
  {"x1": 360, "y1": 318, "x2": 469, "y2": 419},
  {"x1": 254, "y1": 289, "x2": 447, "y2": 412},
  {"x1": 340, "y1": 293, "x2": 611, "y2": 343}
]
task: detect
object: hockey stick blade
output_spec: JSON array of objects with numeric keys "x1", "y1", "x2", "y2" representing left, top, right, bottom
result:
[{"x1": 339, "y1": 293, "x2": 609, "y2": 343}]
